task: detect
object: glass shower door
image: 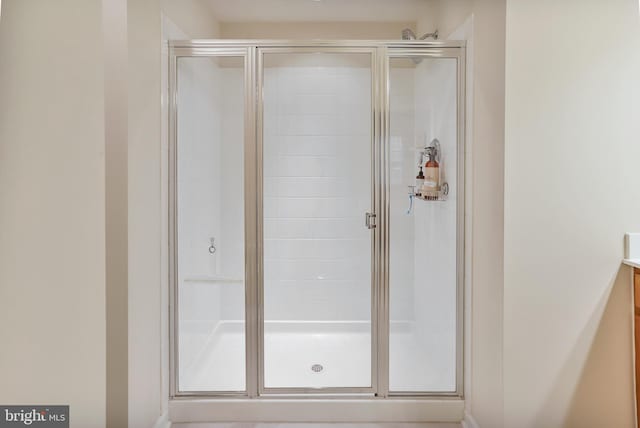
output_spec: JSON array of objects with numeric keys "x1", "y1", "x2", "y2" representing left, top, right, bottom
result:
[
  {"x1": 173, "y1": 53, "x2": 248, "y2": 393},
  {"x1": 387, "y1": 53, "x2": 461, "y2": 394},
  {"x1": 260, "y1": 50, "x2": 374, "y2": 391}
]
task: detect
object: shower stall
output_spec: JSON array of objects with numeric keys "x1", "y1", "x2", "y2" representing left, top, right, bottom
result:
[{"x1": 168, "y1": 40, "x2": 465, "y2": 400}]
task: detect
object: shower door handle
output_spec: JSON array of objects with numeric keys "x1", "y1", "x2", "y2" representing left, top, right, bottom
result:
[{"x1": 365, "y1": 212, "x2": 377, "y2": 229}]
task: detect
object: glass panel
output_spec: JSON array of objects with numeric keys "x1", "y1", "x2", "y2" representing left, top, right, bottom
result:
[
  {"x1": 262, "y1": 52, "x2": 373, "y2": 389},
  {"x1": 176, "y1": 56, "x2": 246, "y2": 392},
  {"x1": 388, "y1": 56, "x2": 458, "y2": 392}
]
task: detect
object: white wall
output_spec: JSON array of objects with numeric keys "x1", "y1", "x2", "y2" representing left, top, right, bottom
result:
[
  {"x1": 504, "y1": 0, "x2": 640, "y2": 427},
  {"x1": 0, "y1": 1, "x2": 106, "y2": 427}
]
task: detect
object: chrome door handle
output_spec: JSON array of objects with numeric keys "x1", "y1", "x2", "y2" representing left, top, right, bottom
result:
[{"x1": 365, "y1": 212, "x2": 377, "y2": 229}]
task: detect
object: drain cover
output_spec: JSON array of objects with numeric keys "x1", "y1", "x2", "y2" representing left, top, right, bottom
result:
[{"x1": 311, "y1": 364, "x2": 324, "y2": 373}]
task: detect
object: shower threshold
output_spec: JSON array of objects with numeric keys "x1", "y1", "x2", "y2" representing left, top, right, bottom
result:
[
  {"x1": 168, "y1": 396, "x2": 465, "y2": 423},
  {"x1": 179, "y1": 320, "x2": 456, "y2": 393}
]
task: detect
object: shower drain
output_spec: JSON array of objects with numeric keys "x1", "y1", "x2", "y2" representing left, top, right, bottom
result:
[{"x1": 311, "y1": 364, "x2": 324, "y2": 373}]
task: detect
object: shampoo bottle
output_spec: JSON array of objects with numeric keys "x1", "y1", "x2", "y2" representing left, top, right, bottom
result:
[
  {"x1": 422, "y1": 147, "x2": 440, "y2": 199},
  {"x1": 415, "y1": 167, "x2": 425, "y2": 196}
]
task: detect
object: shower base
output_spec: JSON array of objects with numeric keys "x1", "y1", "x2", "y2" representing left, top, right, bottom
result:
[{"x1": 180, "y1": 321, "x2": 454, "y2": 393}]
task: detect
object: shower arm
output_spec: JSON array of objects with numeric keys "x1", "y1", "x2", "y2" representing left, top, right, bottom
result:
[{"x1": 419, "y1": 30, "x2": 439, "y2": 40}]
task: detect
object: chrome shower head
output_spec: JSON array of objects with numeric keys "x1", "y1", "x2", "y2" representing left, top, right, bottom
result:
[
  {"x1": 401, "y1": 28, "x2": 417, "y2": 40},
  {"x1": 401, "y1": 28, "x2": 439, "y2": 41},
  {"x1": 401, "y1": 28, "x2": 439, "y2": 64}
]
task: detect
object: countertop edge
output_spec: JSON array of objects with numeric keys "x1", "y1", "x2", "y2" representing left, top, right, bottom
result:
[{"x1": 623, "y1": 259, "x2": 640, "y2": 269}]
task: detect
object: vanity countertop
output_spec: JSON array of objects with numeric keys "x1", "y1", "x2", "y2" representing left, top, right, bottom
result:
[
  {"x1": 625, "y1": 234, "x2": 640, "y2": 269},
  {"x1": 624, "y1": 259, "x2": 640, "y2": 269}
]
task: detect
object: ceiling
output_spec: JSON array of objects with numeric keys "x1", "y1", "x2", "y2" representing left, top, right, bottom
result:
[{"x1": 203, "y1": 0, "x2": 431, "y2": 22}]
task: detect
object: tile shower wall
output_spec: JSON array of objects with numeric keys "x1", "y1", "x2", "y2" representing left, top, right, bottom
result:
[
  {"x1": 177, "y1": 60, "x2": 246, "y2": 381},
  {"x1": 219, "y1": 67, "x2": 246, "y2": 322},
  {"x1": 178, "y1": 57, "x2": 223, "y2": 281},
  {"x1": 412, "y1": 58, "x2": 458, "y2": 389},
  {"x1": 263, "y1": 61, "x2": 372, "y2": 321},
  {"x1": 388, "y1": 67, "x2": 417, "y2": 322},
  {"x1": 177, "y1": 57, "x2": 223, "y2": 373}
]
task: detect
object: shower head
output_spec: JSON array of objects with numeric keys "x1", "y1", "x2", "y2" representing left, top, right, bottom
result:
[
  {"x1": 401, "y1": 28, "x2": 439, "y2": 64},
  {"x1": 402, "y1": 28, "x2": 421, "y2": 65},
  {"x1": 401, "y1": 28, "x2": 439, "y2": 41},
  {"x1": 402, "y1": 28, "x2": 417, "y2": 40}
]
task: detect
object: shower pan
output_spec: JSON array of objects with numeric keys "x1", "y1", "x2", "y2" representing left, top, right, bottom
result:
[{"x1": 168, "y1": 40, "x2": 465, "y2": 401}]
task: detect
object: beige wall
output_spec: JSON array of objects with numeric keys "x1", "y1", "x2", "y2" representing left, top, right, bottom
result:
[
  {"x1": 220, "y1": 21, "x2": 415, "y2": 39},
  {"x1": 8, "y1": 2, "x2": 637, "y2": 427},
  {"x1": 128, "y1": 0, "x2": 163, "y2": 426},
  {"x1": 504, "y1": 0, "x2": 640, "y2": 427},
  {"x1": 162, "y1": 0, "x2": 220, "y2": 38},
  {"x1": 104, "y1": 0, "x2": 129, "y2": 424},
  {"x1": 419, "y1": 0, "x2": 472, "y2": 39},
  {"x1": 126, "y1": 2, "x2": 221, "y2": 427},
  {"x1": 0, "y1": 1, "x2": 106, "y2": 427},
  {"x1": 421, "y1": 1, "x2": 506, "y2": 426},
  {"x1": 467, "y1": 2, "x2": 507, "y2": 427}
]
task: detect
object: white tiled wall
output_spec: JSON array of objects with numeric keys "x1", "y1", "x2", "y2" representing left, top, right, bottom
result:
[
  {"x1": 412, "y1": 58, "x2": 457, "y2": 390},
  {"x1": 177, "y1": 57, "x2": 223, "y2": 375},
  {"x1": 177, "y1": 57, "x2": 223, "y2": 281},
  {"x1": 263, "y1": 56, "x2": 373, "y2": 321},
  {"x1": 177, "y1": 59, "x2": 246, "y2": 383},
  {"x1": 388, "y1": 67, "x2": 417, "y2": 321},
  {"x1": 219, "y1": 67, "x2": 246, "y2": 322},
  {"x1": 177, "y1": 61, "x2": 246, "y2": 288},
  {"x1": 220, "y1": 67, "x2": 246, "y2": 283}
]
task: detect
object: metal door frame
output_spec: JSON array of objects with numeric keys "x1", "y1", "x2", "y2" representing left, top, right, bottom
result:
[
  {"x1": 255, "y1": 45, "x2": 379, "y2": 396},
  {"x1": 168, "y1": 40, "x2": 466, "y2": 400}
]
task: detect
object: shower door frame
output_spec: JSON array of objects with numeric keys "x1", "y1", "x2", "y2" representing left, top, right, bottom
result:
[
  {"x1": 168, "y1": 40, "x2": 466, "y2": 400},
  {"x1": 381, "y1": 46, "x2": 466, "y2": 398},
  {"x1": 256, "y1": 46, "x2": 381, "y2": 396},
  {"x1": 168, "y1": 45, "x2": 258, "y2": 398}
]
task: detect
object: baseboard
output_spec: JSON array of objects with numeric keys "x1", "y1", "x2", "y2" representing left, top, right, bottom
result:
[
  {"x1": 461, "y1": 411, "x2": 479, "y2": 428},
  {"x1": 153, "y1": 412, "x2": 171, "y2": 428}
]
